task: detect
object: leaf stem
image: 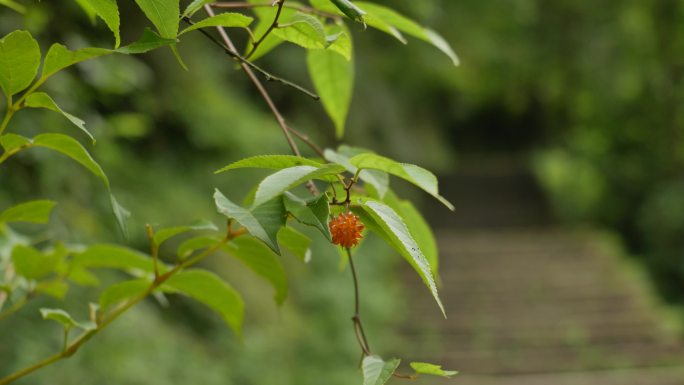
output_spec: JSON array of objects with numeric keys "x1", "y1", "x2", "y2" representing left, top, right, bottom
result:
[
  {"x1": 243, "y1": 0, "x2": 285, "y2": 59},
  {"x1": 346, "y1": 247, "x2": 371, "y2": 356}
]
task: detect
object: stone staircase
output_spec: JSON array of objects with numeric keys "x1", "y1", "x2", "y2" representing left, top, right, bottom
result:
[{"x1": 399, "y1": 163, "x2": 684, "y2": 384}]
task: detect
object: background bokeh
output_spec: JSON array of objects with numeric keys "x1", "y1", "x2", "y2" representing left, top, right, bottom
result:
[{"x1": 1, "y1": 0, "x2": 684, "y2": 383}]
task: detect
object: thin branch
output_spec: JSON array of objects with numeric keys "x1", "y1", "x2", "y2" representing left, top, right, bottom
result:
[
  {"x1": 0, "y1": 233, "x2": 234, "y2": 385},
  {"x1": 201, "y1": 5, "x2": 320, "y2": 196},
  {"x1": 288, "y1": 126, "x2": 325, "y2": 158},
  {"x1": 182, "y1": 17, "x2": 319, "y2": 100},
  {"x1": 347, "y1": 247, "x2": 371, "y2": 356},
  {"x1": 211, "y1": 1, "x2": 342, "y2": 20},
  {"x1": 244, "y1": 0, "x2": 285, "y2": 59}
]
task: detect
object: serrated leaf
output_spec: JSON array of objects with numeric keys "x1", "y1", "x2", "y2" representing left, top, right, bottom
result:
[
  {"x1": 254, "y1": 164, "x2": 344, "y2": 207},
  {"x1": 0, "y1": 200, "x2": 56, "y2": 224},
  {"x1": 163, "y1": 269, "x2": 244, "y2": 335},
  {"x1": 410, "y1": 362, "x2": 458, "y2": 378},
  {"x1": 133, "y1": 0, "x2": 180, "y2": 39},
  {"x1": 99, "y1": 278, "x2": 150, "y2": 311},
  {"x1": 177, "y1": 235, "x2": 221, "y2": 259},
  {"x1": 11, "y1": 244, "x2": 59, "y2": 280},
  {"x1": 324, "y1": 147, "x2": 388, "y2": 198},
  {"x1": 180, "y1": 12, "x2": 253, "y2": 35},
  {"x1": 0, "y1": 133, "x2": 31, "y2": 152},
  {"x1": 153, "y1": 220, "x2": 218, "y2": 246},
  {"x1": 33, "y1": 133, "x2": 109, "y2": 188},
  {"x1": 40, "y1": 308, "x2": 96, "y2": 331},
  {"x1": 85, "y1": 0, "x2": 121, "y2": 47},
  {"x1": 224, "y1": 236, "x2": 288, "y2": 305},
  {"x1": 73, "y1": 244, "x2": 157, "y2": 273},
  {"x1": 354, "y1": 2, "x2": 458, "y2": 65},
  {"x1": 283, "y1": 192, "x2": 331, "y2": 240},
  {"x1": 273, "y1": 12, "x2": 326, "y2": 49},
  {"x1": 42, "y1": 43, "x2": 111, "y2": 80},
  {"x1": 307, "y1": 46, "x2": 353, "y2": 138},
  {"x1": 358, "y1": 199, "x2": 445, "y2": 316},
  {"x1": 116, "y1": 28, "x2": 177, "y2": 54},
  {"x1": 25, "y1": 92, "x2": 95, "y2": 143},
  {"x1": 214, "y1": 189, "x2": 286, "y2": 253},
  {"x1": 0, "y1": 30, "x2": 40, "y2": 97},
  {"x1": 383, "y1": 191, "x2": 438, "y2": 276},
  {"x1": 277, "y1": 226, "x2": 312, "y2": 263},
  {"x1": 350, "y1": 153, "x2": 453, "y2": 210},
  {"x1": 215, "y1": 155, "x2": 322, "y2": 174},
  {"x1": 362, "y1": 355, "x2": 401, "y2": 385}
]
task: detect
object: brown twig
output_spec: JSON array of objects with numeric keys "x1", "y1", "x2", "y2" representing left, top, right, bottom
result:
[
  {"x1": 211, "y1": 1, "x2": 342, "y2": 20},
  {"x1": 347, "y1": 247, "x2": 371, "y2": 356},
  {"x1": 243, "y1": 0, "x2": 285, "y2": 59}
]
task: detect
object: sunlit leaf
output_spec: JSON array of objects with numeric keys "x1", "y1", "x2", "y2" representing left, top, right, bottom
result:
[
  {"x1": 0, "y1": 30, "x2": 40, "y2": 97},
  {"x1": 410, "y1": 362, "x2": 458, "y2": 378},
  {"x1": 33, "y1": 133, "x2": 109, "y2": 188},
  {"x1": 253, "y1": 164, "x2": 344, "y2": 207},
  {"x1": 273, "y1": 12, "x2": 326, "y2": 49},
  {"x1": 215, "y1": 155, "x2": 322, "y2": 174},
  {"x1": 153, "y1": 220, "x2": 218, "y2": 246},
  {"x1": 73, "y1": 244, "x2": 158, "y2": 274},
  {"x1": 40, "y1": 308, "x2": 96, "y2": 331},
  {"x1": 99, "y1": 278, "x2": 150, "y2": 311},
  {"x1": 11, "y1": 244, "x2": 59, "y2": 280},
  {"x1": 133, "y1": 0, "x2": 180, "y2": 38},
  {"x1": 41, "y1": 43, "x2": 111, "y2": 80},
  {"x1": 84, "y1": 0, "x2": 121, "y2": 47},
  {"x1": 180, "y1": 12, "x2": 253, "y2": 35},
  {"x1": 116, "y1": 28, "x2": 177, "y2": 54},
  {"x1": 324, "y1": 146, "x2": 388, "y2": 198},
  {"x1": 0, "y1": 133, "x2": 31, "y2": 152}
]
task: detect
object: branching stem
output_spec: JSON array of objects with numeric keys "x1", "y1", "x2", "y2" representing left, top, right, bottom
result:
[{"x1": 243, "y1": 0, "x2": 285, "y2": 59}]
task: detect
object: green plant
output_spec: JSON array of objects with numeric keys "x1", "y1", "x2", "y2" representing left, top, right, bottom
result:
[{"x1": 0, "y1": 1, "x2": 458, "y2": 383}]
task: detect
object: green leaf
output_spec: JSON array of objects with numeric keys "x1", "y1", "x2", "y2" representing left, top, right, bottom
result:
[
  {"x1": 277, "y1": 226, "x2": 312, "y2": 263},
  {"x1": 358, "y1": 199, "x2": 445, "y2": 316},
  {"x1": 33, "y1": 133, "x2": 109, "y2": 188},
  {"x1": 0, "y1": 133, "x2": 31, "y2": 152},
  {"x1": 0, "y1": 0, "x2": 26, "y2": 13},
  {"x1": 180, "y1": 12, "x2": 253, "y2": 35},
  {"x1": 410, "y1": 362, "x2": 458, "y2": 378},
  {"x1": 324, "y1": 147, "x2": 388, "y2": 197},
  {"x1": 85, "y1": 0, "x2": 121, "y2": 47},
  {"x1": 25, "y1": 92, "x2": 95, "y2": 143},
  {"x1": 73, "y1": 244, "x2": 157, "y2": 274},
  {"x1": 109, "y1": 194, "x2": 131, "y2": 239},
  {"x1": 0, "y1": 30, "x2": 40, "y2": 97},
  {"x1": 133, "y1": 0, "x2": 180, "y2": 39},
  {"x1": 362, "y1": 355, "x2": 401, "y2": 385},
  {"x1": 307, "y1": 45, "x2": 353, "y2": 138},
  {"x1": 40, "y1": 308, "x2": 96, "y2": 331},
  {"x1": 99, "y1": 278, "x2": 150, "y2": 311},
  {"x1": 383, "y1": 191, "x2": 438, "y2": 276},
  {"x1": 354, "y1": 2, "x2": 458, "y2": 65},
  {"x1": 329, "y1": 0, "x2": 366, "y2": 22},
  {"x1": 116, "y1": 28, "x2": 177, "y2": 54},
  {"x1": 182, "y1": 0, "x2": 212, "y2": 17},
  {"x1": 349, "y1": 153, "x2": 454, "y2": 210},
  {"x1": 215, "y1": 155, "x2": 323, "y2": 174},
  {"x1": 325, "y1": 26, "x2": 352, "y2": 61},
  {"x1": 163, "y1": 269, "x2": 244, "y2": 335},
  {"x1": 36, "y1": 280, "x2": 70, "y2": 299},
  {"x1": 243, "y1": 4, "x2": 292, "y2": 60},
  {"x1": 177, "y1": 235, "x2": 221, "y2": 259},
  {"x1": 11, "y1": 244, "x2": 59, "y2": 280},
  {"x1": 253, "y1": 164, "x2": 344, "y2": 207},
  {"x1": 214, "y1": 189, "x2": 286, "y2": 253},
  {"x1": 0, "y1": 200, "x2": 56, "y2": 224},
  {"x1": 153, "y1": 220, "x2": 218, "y2": 246},
  {"x1": 73, "y1": 0, "x2": 97, "y2": 22},
  {"x1": 282, "y1": 192, "x2": 331, "y2": 240},
  {"x1": 41, "y1": 43, "x2": 111, "y2": 80},
  {"x1": 273, "y1": 13, "x2": 326, "y2": 49},
  {"x1": 224, "y1": 236, "x2": 288, "y2": 305}
]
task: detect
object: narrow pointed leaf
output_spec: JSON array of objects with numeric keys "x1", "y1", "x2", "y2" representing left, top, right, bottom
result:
[
  {"x1": 215, "y1": 155, "x2": 322, "y2": 174},
  {"x1": 0, "y1": 30, "x2": 40, "y2": 97},
  {"x1": 163, "y1": 269, "x2": 244, "y2": 335},
  {"x1": 410, "y1": 362, "x2": 458, "y2": 378},
  {"x1": 0, "y1": 200, "x2": 56, "y2": 224},
  {"x1": 25, "y1": 92, "x2": 95, "y2": 143},
  {"x1": 73, "y1": 244, "x2": 157, "y2": 273},
  {"x1": 180, "y1": 12, "x2": 253, "y2": 35},
  {"x1": 133, "y1": 0, "x2": 180, "y2": 39},
  {"x1": 40, "y1": 308, "x2": 96, "y2": 331},
  {"x1": 358, "y1": 199, "x2": 445, "y2": 316},
  {"x1": 350, "y1": 153, "x2": 453, "y2": 210},
  {"x1": 253, "y1": 164, "x2": 344, "y2": 207},
  {"x1": 283, "y1": 192, "x2": 331, "y2": 240},
  {"x1": 42, "y1": 43, "x2": 111, "y2": 80},
  {"x1": 214, "y1": 189, "x2": 286, "y2": 253},
  {"x1": 307, "y1": 46, "x2": 353, "y2": 138},
  {"x1": 33, "y1": 133, "x2": 109, "y2": 188},
  {"x1": 85, "y1": 0, "x2": 121, "y2": 47}
]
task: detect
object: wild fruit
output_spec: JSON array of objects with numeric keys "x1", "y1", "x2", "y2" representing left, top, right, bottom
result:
[{"x1": 329, "y1": 212, "x2": 364, "y2": 248}]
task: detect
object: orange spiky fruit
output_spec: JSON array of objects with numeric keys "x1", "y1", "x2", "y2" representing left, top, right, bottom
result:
[{"x1": 329, "y1": 212, "x2": 364, "y2": 248}]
